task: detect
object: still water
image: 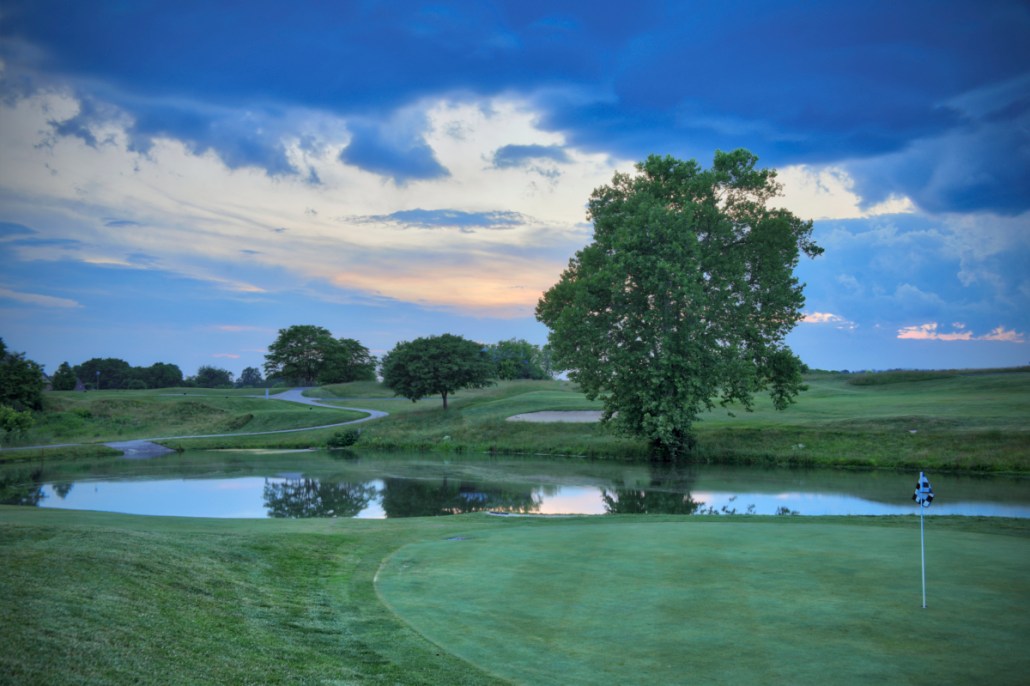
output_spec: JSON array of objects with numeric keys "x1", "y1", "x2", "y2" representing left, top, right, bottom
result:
[{"x1": 5, "y1": 450, "x2": 1028, "y2": 519}]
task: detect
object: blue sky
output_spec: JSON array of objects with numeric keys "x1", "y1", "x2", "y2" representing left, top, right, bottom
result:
[{"x1": 1, "y1": 0, "x2": 1027, "y2": 378}]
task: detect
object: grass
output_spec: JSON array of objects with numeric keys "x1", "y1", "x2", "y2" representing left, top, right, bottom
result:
[
  {"x1": 4, "y1": 370, "x2": 1029, "y2": 472},
  {"x1": 2, "y1": 507, "x2": 1026, "y2": 685},
  {"x1": 378, "y1": 518, "x2": 1030, "y2": 685},
  {"x1": 323, "y1": 371, "x2": 1030, "y2": 472},
  {"x1": 3, "y1": 388, "x2": 366, "y2": 453},
  {"x1": 0, "y1": 506, "x2": 509, "y2": 686},
  {"x1": 329, "y1": 381, "x2": 648, "y2": 458},
  {"x1": 690, "y1": 370, "x2": 1030, "y2": 472}
]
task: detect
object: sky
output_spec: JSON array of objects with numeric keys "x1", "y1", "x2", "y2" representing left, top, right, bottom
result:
[{"x1": 1, "y1": 0, "x2": 1028, "y2": 379}]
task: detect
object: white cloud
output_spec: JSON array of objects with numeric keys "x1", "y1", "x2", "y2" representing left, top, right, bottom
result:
[
  {"x1": 897, "y1": 322, "x2": 972, "y2": 341},
  {"x1": 776, "y1": 165, "x2": 915, "y2": 220},
  {"x1": 0, "y1": 287, "x2": 81, "y2": 308},
  {"x1": 897, "y1": 322, "x2": 1025, "y2": 343},
  {"x1": 801, "y1": 312, "x2": 857, "y2": 330},
  {"x1": 979, "y1": 326, "x2": 1026, "y2": 343},
  {"x1": 0, "y1": 90, "x2": 627, "y2": 317}
]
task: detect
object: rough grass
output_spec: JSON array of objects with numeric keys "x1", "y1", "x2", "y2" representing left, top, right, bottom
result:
[
  {"x1": 0, "y1": 506, "x2": 509, "y2": 686},
  {"x1": 317, "y1": 380, "x2": 648, "y2": 458},
  {"x1": 377, "y1": 517, "x2": 1030, "y2": 685},
  {"x1": 6, "y1": 370, "x2": 1029, "y2": 472},
  {"x1": 333, "y1": 372, "x2": 1030, "y2": 472},
  {"x1": 2, "y1": 507, "x2": 1026, "y2": 685},
  {"x1": 844, "y1": 366, "x2": 1030, "y2": 386},
  {"x1": 6, "y1": 389, "x2": 365, "y2": 450}
]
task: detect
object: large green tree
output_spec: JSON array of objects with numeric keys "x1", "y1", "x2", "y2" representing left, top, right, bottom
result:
[
  {"x1": 380, "y1": 334, "x2": 494, "y2": 409},
  {"x1": 536, "y1": 150, "x2": 822, "y2": 456},
  {"x1": 264, "y1": 325, "x2": 375, "y2": 386}
]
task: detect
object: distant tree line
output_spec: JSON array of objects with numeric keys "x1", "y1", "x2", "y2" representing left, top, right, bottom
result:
[
  {"x1": 263, "y1": 326, "x2": 552, "y2": 408},
  {"x1": 48, "y1": 358, "x2": 271, "y2": 390},
  {"x1": 3, "y1": 326, "x2": 554, "y2": 416}
]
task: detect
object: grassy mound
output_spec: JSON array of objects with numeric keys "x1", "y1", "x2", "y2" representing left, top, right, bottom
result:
[
  {"x1": 6, "y1": 388, "x2": 366, "y2": 450},
  {"x1": 377, "y1": 518, "x2": 1030, "y2": 685},
  {"x1": 0, "y1": 507, "x2": 509, "y2": 685}
]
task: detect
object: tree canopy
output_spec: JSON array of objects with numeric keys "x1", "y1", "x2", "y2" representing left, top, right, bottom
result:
[
  {"x1": 140, "y1": 362, "x2": 184, "y2": 389},
  {"x1": 191, "y1": 365, "x2": 234, "y2": 388},
  {"x1": 75, "y1": 357, "x2": 132, "y2": 390},
  {"x1": 236, "y1": 366, "x2": 264, "y2": 388},
  {"x1": 536, "y1": 150, "x2": 822, "y2": 456},
  {"x1": 380, "y1": 334, "x2": 494, "y2": 409},
  {"x1": 264, "y1": 325, "x2": 376, "y2": 386},
  {"x1": 50, "y1": 362, "x2": 77, "y2": 391},
  {"x1": 484, "y1": 338, "x2": 552, "y2": 380},
  {"x1": 0, "y1": 338, "x2": 44, "y2": 412}
]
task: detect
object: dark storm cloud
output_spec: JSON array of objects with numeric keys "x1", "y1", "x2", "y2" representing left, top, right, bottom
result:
[
  {"x1": 339, "y1": 122, "x2": 450, "y2": 183},
  {"x1": 2, "y1": 0, "x2": 1027, "y2": 210}
]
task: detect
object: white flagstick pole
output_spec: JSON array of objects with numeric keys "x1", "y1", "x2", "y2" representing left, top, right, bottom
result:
[
  {"x1": 914, "y1": 472, "x2": 933, "y2": 609},
  {"x1": 920, "y1": 504, "x2": 927, "y2": 609}
]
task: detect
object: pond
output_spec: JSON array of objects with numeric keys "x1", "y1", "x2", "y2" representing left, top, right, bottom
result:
[{"x1": 2, "y1": 449, "x2": 1027, "y2": 519}]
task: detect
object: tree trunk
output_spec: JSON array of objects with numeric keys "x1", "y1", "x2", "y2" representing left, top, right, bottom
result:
[{"x1": 441, "y1": 391, "x2": 449, "y2": 410}]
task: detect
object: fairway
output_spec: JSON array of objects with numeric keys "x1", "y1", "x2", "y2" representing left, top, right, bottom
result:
[{"x1": 376, "y1": 519, "x2": 1030, "y2": 685}]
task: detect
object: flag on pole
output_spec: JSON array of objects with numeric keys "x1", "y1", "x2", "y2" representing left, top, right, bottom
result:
[
  {"x1": 913, "y1": 471, "x2": 934, "y2": 507},
  {"x1": 913, "y1": 471, "x2": 934, "y2": 608}
]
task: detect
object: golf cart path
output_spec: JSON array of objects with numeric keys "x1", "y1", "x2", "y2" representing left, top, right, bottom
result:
[{"x1": 3, "y1": 388, "x2": 389, "y2": 458}]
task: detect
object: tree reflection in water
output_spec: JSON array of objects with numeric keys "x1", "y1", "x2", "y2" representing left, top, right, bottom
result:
[
  {"x1": 602, "y1": 463, "x2": 703, "y2": 515},
  {"x1": 52, "y1": 482, "x2": 74, "y2": 498},
  {"x1": 380, "y1": 478, "x2": 540, "y2": 518},
  {"x1": 0, "y1": 467, "x2": 46, "y2": 506},
  {"x1": 263, "y1": 477, "x2": 378, "y2": 518},
  {"x1": 601, "y1": 489, "x2": 702, "y2": 514}
]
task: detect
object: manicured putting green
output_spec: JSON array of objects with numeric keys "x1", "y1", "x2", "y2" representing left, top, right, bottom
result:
[{"x1": 377, "y1": 520, "x2": 1029, "y2": 685}]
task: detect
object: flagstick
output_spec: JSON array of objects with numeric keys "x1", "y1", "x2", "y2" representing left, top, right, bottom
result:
[{"x1": 920, "y1": 504, "x2": 927, "y2": 609}]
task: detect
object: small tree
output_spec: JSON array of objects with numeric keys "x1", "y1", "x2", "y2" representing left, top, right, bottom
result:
[
  {"x1": 265, "y1": 325, "x2": 333, "y2": 385},
  {"x1": 380, "y1": 334, "x2": 494, "y2": 409},
  {"x1": 139, "y1": 362, "x2": 184, "y2": 388},
  {"x1": 485, "y1": 338, "x2": 552, "y2": 380},
  {"x1": 51, "y1": 362, "x2": 78, "y2": 391},
  {"x1": 264, "y1": 325, "x2": 375, "y2": 385},
  {"x1": 192, "y1": 365, "x2": 234, "y2": 388},
  {"x1": 236, "y1": 366, "x2": 264, "y2": 388}
]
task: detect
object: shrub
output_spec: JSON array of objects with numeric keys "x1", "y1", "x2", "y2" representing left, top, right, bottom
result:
[{"x1": 327, "y1": 429, "x2": 360, "y2": 449}]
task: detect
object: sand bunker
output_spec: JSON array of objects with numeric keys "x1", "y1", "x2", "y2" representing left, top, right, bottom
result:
[{"x1": 506, "y1": 411, "x2": 604, "y2": 423}]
